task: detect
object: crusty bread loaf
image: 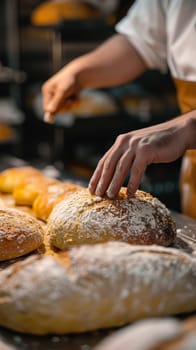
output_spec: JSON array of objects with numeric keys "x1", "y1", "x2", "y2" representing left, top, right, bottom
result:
[
  {"x1": 0, "y1": 166, "x2": 43, "y2": 193},
  {"x1": 68, "y1": 89, "x2": 118, "y2": 117},
  {"x1": 47, "y1": 187, "x2": 176, "y2": 249},
  {"x1": 0, "y1": 243, "x2": 195, "y2": 334},
  {"x1": 13, "y1": 176, "x2": 58, "y2": 206},
  {"x1": 0, "y1": 207, "x2": 44, "y2": 261},
  {"x1": 31, "y1": 0, "x2": 101, "y2": 26},
  {"x1": 33, "y1": 182, "x2": 83, "y2": 221},
  {"x1": 94, "y1": 316, "x2": 196, "y2": 350}
]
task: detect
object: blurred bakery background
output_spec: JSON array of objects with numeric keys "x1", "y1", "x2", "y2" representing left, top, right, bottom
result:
[{"x1": 0, "y1": 0, "x2": 182, "y2": 211}]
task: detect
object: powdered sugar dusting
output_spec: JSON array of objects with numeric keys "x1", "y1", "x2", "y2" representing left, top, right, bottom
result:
[
  {"x1": 48, "y1": 188, "x2": 176, "y2": 249},
  {"x1": 0, "y1": 242, "x2": 195, "y2": 334}
]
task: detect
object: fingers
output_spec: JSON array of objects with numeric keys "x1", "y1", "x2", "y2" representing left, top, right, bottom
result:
[
  {"x1": 42, "y1": 86, "x2": 52, "y2": 113},
  {"x1": 42, "y1": 81, "x2": 55, "y2": 114},
  {"x1": 89, "y1": 149, "x2": 147, "y2": 199},
  {"x1": 89, "y1": 148, "x2": 122, "y2": 197},
  {"x1": 44, "y1": 112, "x2": 55, "y2": 124},
  {"x1": 91, "y1": 117, "x2": 186, "y2": 198},
  {"x1": 89, "y1": 135, "x2": 134, "y2": 198},
  {"x1": 127, "y1": 156, "x2": 147, "y2": 196},
  {"x1": 42, "y1": 67, "x2": 79, "y2": 120},
  {"x1": 126, "y1": 140, "x2": 157, "y2": 195},
  {"x1": 106, "y1": 150, "x2": 133, "y2": 198},
  {"x1": 89, "y1": 134, "x2": 154, "y2": 199},
  {"x1": 42, "y1": 74, "x2": 79, "y2": 124},
  {"x1": 45, "y1": 87, "x2": 68, "y2": 115},
  {"x1": 42, "y1": 87, "x2": 67, "y2": 124}
]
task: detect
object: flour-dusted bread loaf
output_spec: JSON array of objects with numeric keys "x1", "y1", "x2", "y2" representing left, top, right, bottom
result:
[
  {"x1": 0, "y1": 207, "x2": 44, "y2": 261},
  {"x1": 47, "y1": 188, "x2": 176, "y2": 249},
  {"x1": 0, "y1": 243, "x2": 195, "y2": 335},
  {"x1": 33, "y1": 182, "x2": 83, "y2": 222},
  {"x1": 94, "y1": 317, "x2": 196, "y2": 350}
]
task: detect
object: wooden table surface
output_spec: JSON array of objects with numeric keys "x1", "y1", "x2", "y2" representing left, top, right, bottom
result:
[{"x1": 0, "y1": 211, "x2": 195, "y2": 350}]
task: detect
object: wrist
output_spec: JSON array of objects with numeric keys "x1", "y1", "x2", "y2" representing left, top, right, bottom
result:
[{"x1": 66, "y1": 55, "x2": 93, "y2": 90}]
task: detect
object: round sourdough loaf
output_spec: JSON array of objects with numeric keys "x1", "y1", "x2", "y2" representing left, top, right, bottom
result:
[
  {"x1": 0, "y1": 243, "x2": 195, "y2": 334},
  {"x1": 47, "y1": 188, "x2": 176, "y2": 249},
  {"x1": 0, "y1": 207, "x2": 44, "y2": 261},
  {"x1": 94, "y1": 316, "x2": 196, "y2": 350}
]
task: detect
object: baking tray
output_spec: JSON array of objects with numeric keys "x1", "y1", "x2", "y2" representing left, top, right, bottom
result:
[{"x1": 0, "y1": 208, "x2": 195, "y2": 349}]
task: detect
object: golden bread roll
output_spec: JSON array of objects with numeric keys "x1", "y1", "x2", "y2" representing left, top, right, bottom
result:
[
  {"x1": 31, "y1": 0, "x2": 101, "y2": 26},
  {"x1": 0, "y1": 243, "x2": 195, "y2": 334},
  {"x1": 0, "y1": 207, "x2": 44, "y2": 261},
  {"x1": 13, "y1": 176, "x2": 58, "y2": 206},
  {"x1": 47, "y1": 188, "x2": 176, "y2": 249},
  {"x1": 69, "y1": 89, "x2": 118, "y2": 117},
  {"x1": 0, "y1": 123, "x2": 15, "y2": 142},
  {"x1": 0, "y1": 166, "x2": 43, "y2": 193},
  {"x1": 180, "y1": 150, "x2": 196, "y2": 219},
  {"x1": 33, "y1": 182, "x2": 82, "y2": 221}
]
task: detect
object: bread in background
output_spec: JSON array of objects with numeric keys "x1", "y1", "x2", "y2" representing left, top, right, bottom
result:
[
  {"x1": 0, "y1": 166, "x2": 43, "y2": 193},
  {"x1": 13, "y1": 176, "x2": 58, "y2": 206},
  {"x1": 0, "y1": 123, "x2": 15, "y2": 143},
  {"x1": 68, "y1": 89, "x2": 119, "y2": 117},
  {"x1": 31, "y1": 0, "x2": 102, "y2": 26}
]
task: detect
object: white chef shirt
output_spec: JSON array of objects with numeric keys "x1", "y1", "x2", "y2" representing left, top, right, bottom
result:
[{"x1": 115, "y1": 0, "x2": 196, "y2": 81}]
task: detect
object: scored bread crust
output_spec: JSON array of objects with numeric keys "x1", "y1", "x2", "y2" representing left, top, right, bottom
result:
[
  {"x1": 0, "y1": 242, "x2": 195, "y2": 335},
  {"x1": 47, "y1": 188, "x2": 176, "y2": 249},
  {"x1": 0, "y1": 207, "x2": 44, "y2": 261}
]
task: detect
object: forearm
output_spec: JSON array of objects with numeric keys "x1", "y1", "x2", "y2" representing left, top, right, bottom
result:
[{"x1": 65, "y1": 34, "x2": 147, "y2": 89}]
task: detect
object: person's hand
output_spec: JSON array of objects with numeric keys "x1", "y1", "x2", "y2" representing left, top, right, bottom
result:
[
  {"x1": 89, "y1": 114, "x2": 191, "y2": 198},
  {"x1": 41, "y1": 34, "x2": 147, "y2": 123},
  {"x1": 42, "y1": 66, "x2": 81, "y2": 123}
]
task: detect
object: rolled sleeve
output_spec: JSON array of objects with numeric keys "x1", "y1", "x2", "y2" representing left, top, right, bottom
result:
[{"x1": 115, "y1": 0, "x2": 168, "y2": 73}]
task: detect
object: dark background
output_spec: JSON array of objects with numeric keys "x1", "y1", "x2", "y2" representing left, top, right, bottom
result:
[{"x1": 0, "y1": 0, "x2": 181, "y2": 211}]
